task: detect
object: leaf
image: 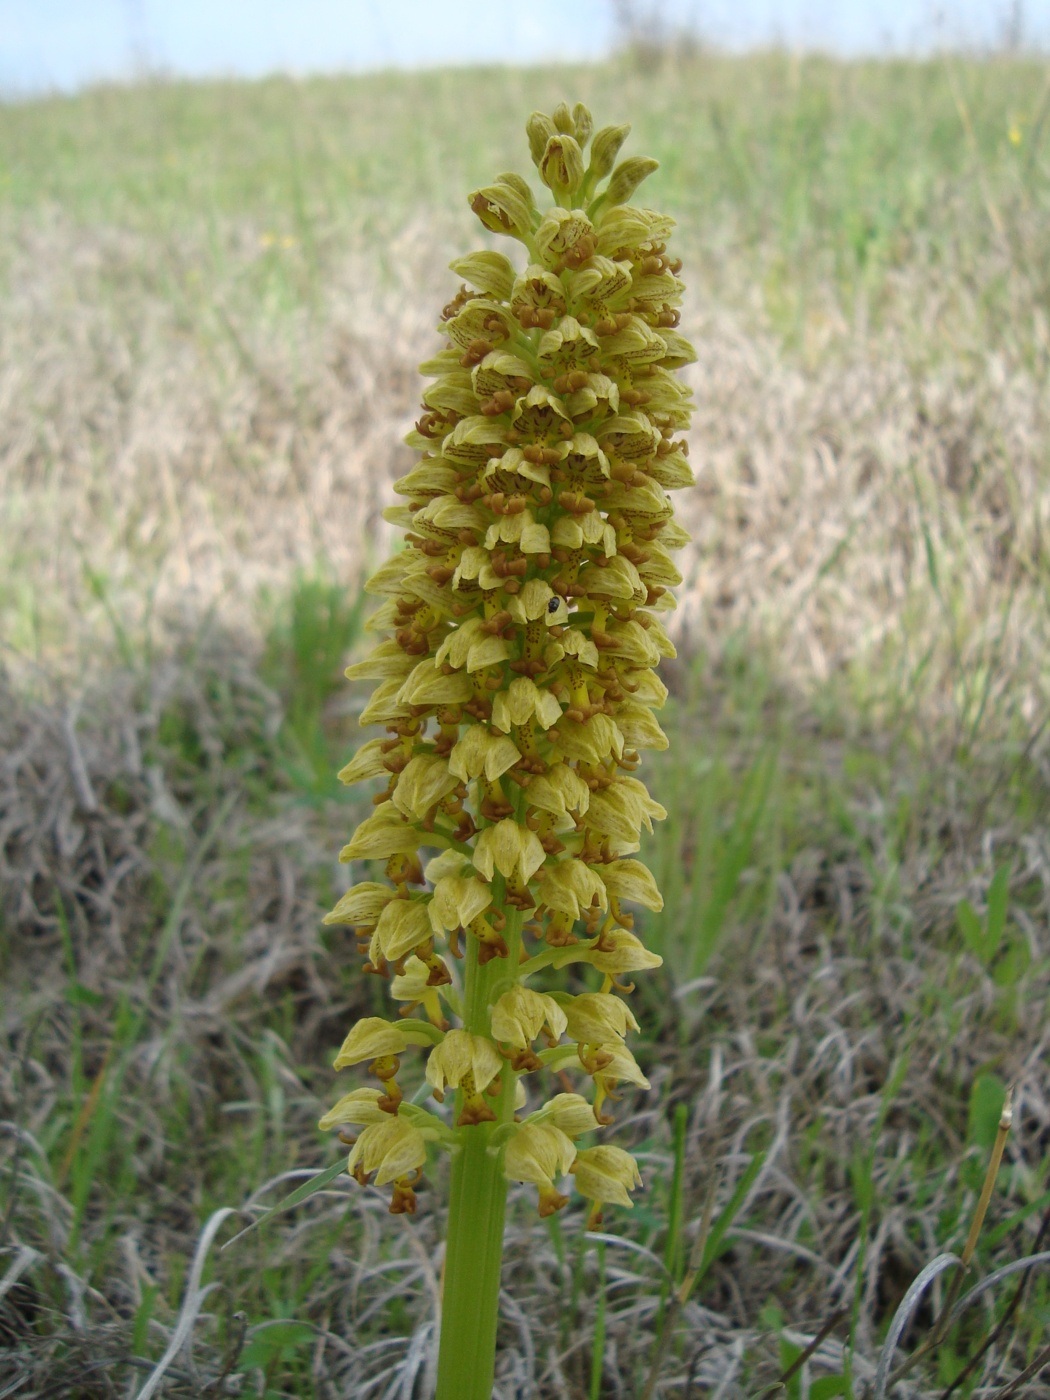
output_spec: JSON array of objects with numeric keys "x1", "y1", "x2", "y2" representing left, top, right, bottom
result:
[
  {"x1": 955, "y1": 898, "x2": 985, "y2": 961},
  {"x1": 696, "y1": 1150, "x2": 767, "y2": 1283},
  {"x1": 779, "y1": 1337, "x2": 804, "y2": 1400},
  {"x1": 65, "y1": 981, "x2": 104, "y2": 1007},
  {"x1": 984, "y1": 1186, "x2": 1050, "y2": 1249},
  {"x1": 985, "y1": 862, "x2": 1010, "y2": 957},
  {"x1": 237, "y1": 1320, "x2": 317, "y2": 1371},
  {"x1": 810, "y1": 1377, "x2": 849, "y2": 1400},
  {"x1": 968, "y1": 1073, "x2": 1007, "y2": 1151},
  {"x1": 221, "y1": 1160, "x2": 348, "y2": 1251}
]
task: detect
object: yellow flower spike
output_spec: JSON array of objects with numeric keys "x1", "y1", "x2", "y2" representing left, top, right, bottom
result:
[
  {"x1": 347, "y1": 1116, "x2": 427, "y2": 1187},
  {"x1": 503, "y1": 1122, "x2": 577, "y2": 1216},
  {"x1": 321, "y1": 102, "x2": 694, "y2": 1400}
]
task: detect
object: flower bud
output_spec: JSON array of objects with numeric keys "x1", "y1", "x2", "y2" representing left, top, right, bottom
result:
[
  {"x1": 527, "y1": 111, "x2": 557, "y2": 165},
  {"x1": 550, "y1": 101, "x2": 575, "y2": 134},
  {"x1": 588, "y1": 123, "x2": 631, "y2": 181},
  {"x1": 495, "y1": 171, "x2": 537, "y2": 208},
  {"x1": 338, "y1": 807, "x2": 420, "y2": 863},
  {"x1": 469, "y1": 182, "x2": 533, "y2": 240},
  {"x1": 540, "y1": 135, "x2": 585, "y2": 198},
  {"x1": 572, "y1": 103, "x2": 593, "y2": 149},
  {"x1": 448, "y1": 250, "x2": 516, "y2": 301},
  {"x1": 373, "y1": 898, "x2": 434, "y2": 962},
  {"x1": 578, "y1": 1040, "x2": 650, "y2": 1089},
  {"x1": 472, "y1": 818, "x2": 546, "y2": 884},
  {"x1": 605, "y1": 156, "x2": 660, "y2": 207},
  {"x1": 428, "y1": 870, "x2": 493, "y2": 936}
]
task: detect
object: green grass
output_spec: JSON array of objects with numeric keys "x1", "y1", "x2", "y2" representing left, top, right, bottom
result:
[
  {"x1": 2, "y1": 53, "x2": 1048, "y2": 341},
  {"x1": 2, "y1": 50, "x2": 1050, "y2": 1398}
]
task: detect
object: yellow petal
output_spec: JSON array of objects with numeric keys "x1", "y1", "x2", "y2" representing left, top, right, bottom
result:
[
  {"x1": 599, "y1": 859, "x2": 664, "y2": 912},
  {"x1": 570, "y1": 1145, "x2": 642, "y2": 1207},
  {"x1": 347, "y1": 1116, "x2": 427, "y2": 1186},
  {"x1": 474, "y1": 819, "x2": 545, "y2": 884},
  {"x1": 504, "y1": 1122, "x2": 576, "y2": 1187},
  {"x1": 391, "y1": 754, "x2": 459, "y2": 820},
  {"x1": 506, "y1": 578, "x2": 555, "y2": 623},
  {"x1": 466, "y1": 634, "x2": 511, "y2": 672},
  {"x1": 429, "y1": 874, "x2": 492, "y2": 934},
  {"x1": 560, "y1": 992, "x2": 639, "y2": 1043},
  {"x1": 537, "y1": 859, "x2": 608, "y2": 920},
  {"x1": 491, "y1": 986, "x2": 567, "y2": 1048},
  {"x1": 333, "y1": 1017, "x2": 408, "y2": 1069},
  {"x1": 318, "y1": 1087, "x2": 387, "y2": 1131},
  {"x1": 324, "y1": 881, "x2": 395, "y2": 927},
  {"x1": 373, "y1": 899, "x2": 434, "y2": 961},
  {"x1": 426, "y1": 1029, "x2": 502, "y2": 1093},
  {"x1": 337, "y1": 739, "x2": 387, "y2": 785},
  {"x1": 345, "y1": 640, "x2": 416, "y2": 682},
  {"x1": 525, "y1": 763, "x2": 590, "y2": 818},
  {"x1": 584, "y1": 1041, "x2": 649, "y2": 1089},
  {"x1": 339, "y1": 806, "x2": 420, "y2": 862},
  {"x1": 358, "y1": 677, "x2": 414, "y2": 727},
  {"x1": 436, "y1": 616, "x2": 485, "y2": 669},
  {"x1": 542, "y1": 1092, "x2": 600, "y2": 1138},
  {"x1": 397, "y1": 658, "x2": 474, "y2": 707},
  {"x1": 588, "y1": 928, "x2": 662, "y2": 975}
]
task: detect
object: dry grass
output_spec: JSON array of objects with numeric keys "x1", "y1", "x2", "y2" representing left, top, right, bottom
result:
[
  {"x1": 2, "y1": 51, "x2": 1050, "y2": 1399},
  {"x1": 1, "y1": 57, "x2": 1048, "y2": 735},
  {"x1": 2, "y1": 638, "x2": 1049, "y2": 1395}
]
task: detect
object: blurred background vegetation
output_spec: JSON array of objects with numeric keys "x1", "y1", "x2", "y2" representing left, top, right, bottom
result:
[{"x1": 1, "y1": 42, "x2": 1049, "y2": 1398}]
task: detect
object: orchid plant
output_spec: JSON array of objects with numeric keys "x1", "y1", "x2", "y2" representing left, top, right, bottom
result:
[{"x1": 320, "y1": 101, "x2": 695, "y2": 1398}]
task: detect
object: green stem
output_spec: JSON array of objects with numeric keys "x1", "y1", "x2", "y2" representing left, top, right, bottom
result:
[{"x1": 436, "y1": 894, "x2": 523, "y2": 1400}]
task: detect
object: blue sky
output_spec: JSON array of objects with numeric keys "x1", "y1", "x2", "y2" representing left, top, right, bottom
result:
[{"x1": 0, "y1": 1, "x2": 1044, "y2": 96}]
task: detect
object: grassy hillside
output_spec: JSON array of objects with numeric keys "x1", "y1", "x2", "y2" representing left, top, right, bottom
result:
[{"x1": 1, "y1": 53, "x2": 1050, "y2": 1397}]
